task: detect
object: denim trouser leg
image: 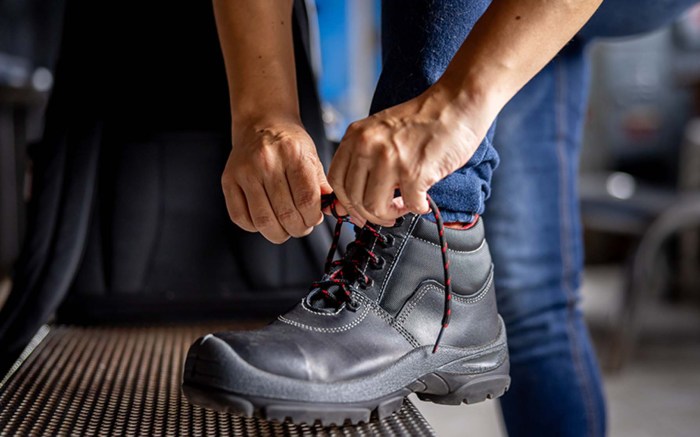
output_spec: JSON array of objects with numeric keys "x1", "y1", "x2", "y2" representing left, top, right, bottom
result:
[
  {"x1": 486, "y1": 41, "x2": 606, "y2": 437},
  {"x1": 487, "y1": 2, "x2": 698, "y2": 435},
  {"x1": 371, "y1": 0, "x2": 498, "y2": 223}
]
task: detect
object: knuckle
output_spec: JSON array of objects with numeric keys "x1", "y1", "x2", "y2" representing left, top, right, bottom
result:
[
  {"x1": 302, "y1": 211, "x2": 323, "y2": 228},
  {"x1": 228, "y1": 209, "x2": 245, "y2": 223},
  {"x1": 221, "y1": 174, "x2": 232, "y2": 190},
  {"x1": 356, "y1": 133, "x2": 379, "y2": 152},
  {"x1": 379, "y1": 144, "x2": 398, "y2": 161},
  {"x1": 230, "y1": 159, "x2": 255, "y2": 181},
  {"x1": 245, "y1": 147, "x2": 273, "y2": 170},
  {"x1": 276, "y1": 208, "x2": 298, "y2": 223},
  {"x1": 252, "y1": 214, "x2": 273, "y2": 229},
  {"x1": 347, "y1": 202, "x2": 364, "y2": 214},
  {"x1": 295, "y1": 190, "x2": 317, "y2": 209},
  {"x1": 346, "y1": 195, "x2": 362, "y2": 208},
  {"x1": 366, "y1": 209, "x2": 382, "y2": 220},
  {"x1": 364, "y1": 199, "x2": 380, "y2": 213},
  {"x1": 365, "y1": 205, "x2": 386, "y2": 219},
  {"x1": 278, "y1": 139, "x2": 298, "y2": 153},
  {"x1": 356, "y1": 129, "x2": 372, "y2": 143},
  {"x1": 346, "y1": 121, "x2": 360, "y2": 134},
  {"x1": 343, "y1": 201, "x2": 356, "y2": 212}
]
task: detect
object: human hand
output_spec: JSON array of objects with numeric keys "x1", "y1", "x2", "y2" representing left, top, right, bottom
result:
[
  {"x1": 327, "y1": 84, "x2": 489, "y2": 226},
  {"x1": 222, "y1": 118, "x2": 331, "y2": 244}
]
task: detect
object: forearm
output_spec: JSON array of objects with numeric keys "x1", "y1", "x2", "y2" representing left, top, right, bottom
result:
[
  {"x1": 212, "y1": 0, "x2": 299, "y2": 127},
  {"x1": 436, "y1": 0, "x2": 602, "y2": 129}
]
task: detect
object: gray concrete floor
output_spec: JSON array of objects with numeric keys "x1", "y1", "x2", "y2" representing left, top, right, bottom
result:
[{"x1": 415, "y1": 265, "x2": 700, "y2": 437}]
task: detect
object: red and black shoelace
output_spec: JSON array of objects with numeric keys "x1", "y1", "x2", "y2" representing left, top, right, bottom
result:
[{"x1": 319, "y1": 193, "x2": 453, "y2": 353}]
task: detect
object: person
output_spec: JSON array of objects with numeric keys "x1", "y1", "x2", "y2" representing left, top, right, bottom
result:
[{"x1": 182, "y1": 1, "x2": 698, "y2": 435}]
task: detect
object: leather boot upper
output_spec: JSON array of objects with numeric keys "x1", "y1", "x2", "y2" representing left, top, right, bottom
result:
[{"x1": 209, "y1": 213, "x2": 500, "y2": 383}]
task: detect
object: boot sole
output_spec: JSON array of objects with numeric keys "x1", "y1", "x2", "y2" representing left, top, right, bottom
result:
[
  {"x1": 183, "y1": 360, "x2": 509, "y2": 426},
  {"x1": 181, "y1": 335, "x2": 510, "y2": 426}
]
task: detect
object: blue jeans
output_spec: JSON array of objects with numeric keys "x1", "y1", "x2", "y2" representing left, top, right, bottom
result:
[{"x1": 372, "y1": 1, "x2": 697, "y2": 435}]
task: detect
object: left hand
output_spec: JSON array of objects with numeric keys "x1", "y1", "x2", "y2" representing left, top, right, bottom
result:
[{"x1": 327, "y1": 83, "x2": 489, "y2": 226}]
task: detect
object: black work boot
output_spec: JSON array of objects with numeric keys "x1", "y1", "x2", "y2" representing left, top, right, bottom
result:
[{"x1": 182, "y1": 199, "x2": 509, "y2": 425}]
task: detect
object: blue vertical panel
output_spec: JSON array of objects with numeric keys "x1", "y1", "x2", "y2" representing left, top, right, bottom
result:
[
  {"x1": 315, "y1": 0, "x2": 380, "y2": 139},
  {"x1": 316, "y1": 0, "x2": 349, "y2": 110}
]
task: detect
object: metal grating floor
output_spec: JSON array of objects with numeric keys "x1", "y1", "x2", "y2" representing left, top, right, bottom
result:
[{"x1": 0, "y1": 324, "x2": 435, "y2": 436}]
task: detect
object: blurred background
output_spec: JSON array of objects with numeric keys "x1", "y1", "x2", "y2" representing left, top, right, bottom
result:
[{"x1": 1, "y1": 1, "x2": 700, "y2": 436}]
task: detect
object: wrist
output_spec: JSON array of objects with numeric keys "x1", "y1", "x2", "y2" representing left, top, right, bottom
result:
[
  {"x1": 231, "y1": 114, "x2": 305, "y2": 146},
  {"x1": 427, "y1": 77, "x2": 499, "y2": 139},
  {"x1": 230, "y1": 88, "x2": 301, "y2": 137},
  {"x1": 233, "y1": 112, "x2": 302, "y2": 134}
]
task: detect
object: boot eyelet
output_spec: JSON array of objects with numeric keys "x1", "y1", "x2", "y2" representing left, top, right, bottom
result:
[
  {"x1": 382, "y1": 234, "x2": 395, "y2": 248},
  {"x1": 346, "y1": 300, "x2": 360, "y2": 312},
  {"x1": 372, "y1": 257, "x2": 385, "y2": 270}
]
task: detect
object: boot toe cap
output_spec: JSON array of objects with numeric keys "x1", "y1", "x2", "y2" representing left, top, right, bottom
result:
[{"x1": 183, "y1": 331, "x2": 312, "y2": 391}]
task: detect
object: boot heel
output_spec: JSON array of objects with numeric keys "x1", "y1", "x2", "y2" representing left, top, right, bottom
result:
[{"x1": 416, "y1": 359, "x2": 510, "y2": 406}]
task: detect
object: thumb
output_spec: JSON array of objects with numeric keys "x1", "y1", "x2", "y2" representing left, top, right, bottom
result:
[{"x1": 400, "y1": 177, "x2": 430, "y2": 215}]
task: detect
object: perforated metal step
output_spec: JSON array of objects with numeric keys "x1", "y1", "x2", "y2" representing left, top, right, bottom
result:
[{"x1": 0, "y1": 324, "x2": 435, "y2": 436}]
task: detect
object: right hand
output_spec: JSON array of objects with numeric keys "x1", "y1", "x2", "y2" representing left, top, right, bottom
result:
[{"x1": 222, "y1": 119, "x2": 332, "y2": 244}]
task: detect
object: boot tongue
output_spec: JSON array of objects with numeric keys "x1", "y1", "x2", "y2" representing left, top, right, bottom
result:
[{"x1": 305, "y1": 224, "x2": 381, "y2": 311}]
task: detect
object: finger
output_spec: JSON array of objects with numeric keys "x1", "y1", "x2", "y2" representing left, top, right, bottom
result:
[
  {"x1": 363, "y1": 160, "x2": 408, "y2": 224},
  {"x1": 315, "y1": 159, "x2": 334, "y2": 224},
  {"x1": 346, "y1": 158, "x2": 394, "y2": 226},
  {"x1": 285, "y1": 161, "x2": 323, "y2": 229},
  {"x1": 320, "y1": 171, "x2": 348, "y2": 218},
  {"x1": 318, "y1": 161, "x2": 334, "y2": 196},
  {"x1": 337, "y1": 194, "x2": 365, "y2": 226},
  {"x1": 324, "y1": 202, "x2": 349, "y2": 217},
  {"x1": 317, "y1": 161, "x2": 350, "y2": 218},
  {"x1": 264, "y1": 174, "x2": 312, "y2": 238},
  {"x1": 399, "y1": 175, "x2": 430, "y2": 214},
  {"x1": 322, "y1": 200, "x2": 349, "y2": 218},
  {"x1": 242, "y1": 181, "x2": 290, "y2": 244},
  {"x1": 345, "y1": 155, "x2": 385, "y2": 224},
  {"x1": 223, "y1": 182, "x2": 256, "y2": 232},
  {"x1": 391, "y1": 196, "x2": 407, "y2": 212},
  {"x1": 328, "y1": 145, "x2": 359, "y2": 220},
  {"x1": 327, "y1": 143, "x2": 349, "y2": 201}
]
